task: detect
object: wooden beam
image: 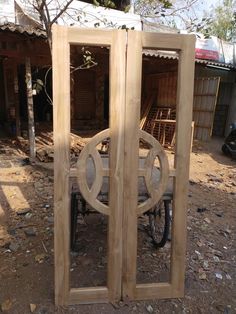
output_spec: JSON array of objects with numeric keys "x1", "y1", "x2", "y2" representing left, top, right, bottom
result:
[
  {"x1": 67, "y1": 26, "x2": 112, "y2": 46},
  {"x1": 171, "y1": 35, "x2": 195, "y2": 296},
  {"x1": 52, "y1": 25, "x2": 71, "y2": 305},
  {"x1": 142, "y1": 32, "x2": 186, "y2": 51},
  {"x1": 107, "y1": 29, "x2": 126, "y2": 303},
  {"x1": 68, "y1": 287, "x2": 108, "y2": 305},
  {"x1": 122, "y1": 30, "x2": 142, "y2": 300}
]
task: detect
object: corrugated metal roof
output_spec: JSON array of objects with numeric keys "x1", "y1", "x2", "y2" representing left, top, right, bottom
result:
[
  {"x1": 0, "y1": 22, "x2": 46, "y2": 38},
  {"x1": 143, "y1": 49, "x2": 236, "y2": 69},
  {"x1": 195, "y1": 58, "x2": 236, "y2": 69}
]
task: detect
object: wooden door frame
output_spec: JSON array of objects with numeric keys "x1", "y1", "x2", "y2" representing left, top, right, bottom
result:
[
  {"x1": 52, "y1": 25, "x2": 195, "y2": 305},
  {"x1": 52, "y1": 25, "x2": 126, "y2": 305},
  {"x1": 123, "y1": 31, "x2": 195, "y2": 300}
]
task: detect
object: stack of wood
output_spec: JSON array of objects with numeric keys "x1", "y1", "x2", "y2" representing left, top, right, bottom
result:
[
  {"x1": 140, "y1": 94, "x2": 176, "y2": 147},
  {"x1": 18, "y1": 130, "x2": 86, "y2": 162}
]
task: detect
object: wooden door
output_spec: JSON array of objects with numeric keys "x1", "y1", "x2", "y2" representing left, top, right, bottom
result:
[
  {"x1": 52, "y1": 26, "x2": 195, "y2": 305},
  {"x1": 52, "y1": 25, "x2": 126, "y2": 306},
  {"x1": 193, "y1": 77, "x2": 220, "y2": 141}
]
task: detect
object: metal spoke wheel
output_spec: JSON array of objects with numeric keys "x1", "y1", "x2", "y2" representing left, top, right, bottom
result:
[{"x1": 149, "y1": 199, "x2": 171, "y2": 248}]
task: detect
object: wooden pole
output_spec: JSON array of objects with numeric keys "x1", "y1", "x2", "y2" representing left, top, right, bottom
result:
[
  {"x1": 25, "y1": 57, "x2": 36, "y2": 159},
  {"x1": 13, "y1": 63, "x2": 21, "y2": 137}
]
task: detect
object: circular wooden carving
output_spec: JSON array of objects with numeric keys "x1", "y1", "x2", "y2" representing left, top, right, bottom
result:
[
  {"x1": 76, "y1": 129, "x2": 110, "y2": 216},
  {"x1": 137, "y1": 130, "x2": 169, "y2": 215},
  {"x1": 76, "y1": 128, "x2": 169, "y2": 217}
]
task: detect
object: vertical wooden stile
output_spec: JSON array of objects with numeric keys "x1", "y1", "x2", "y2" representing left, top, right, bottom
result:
[
  {"x1": 123, "y1": 30, "x2": 142, "y2": 299},
  {"x1": 171, "y1": 35, "x2": 195, "y2": 296},
  {"x1": 52, "y1": 25, "x2": 71, "y2": 305},
  {"x1": 108, "y1": 29, "x2": 126, "y2": 303}
]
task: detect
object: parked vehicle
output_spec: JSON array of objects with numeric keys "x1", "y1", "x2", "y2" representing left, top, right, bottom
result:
[{"x1": 222, "y1": 122, "x2": 236, "y2": 159}]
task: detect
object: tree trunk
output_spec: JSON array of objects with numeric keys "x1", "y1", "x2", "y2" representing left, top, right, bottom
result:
[{"x1": 25, "y1": 57, "x2": 36, "y2": 159}]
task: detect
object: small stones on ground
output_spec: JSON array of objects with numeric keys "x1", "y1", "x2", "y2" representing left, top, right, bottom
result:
[
  {"x1": 197, "y1": 240, "x2": 204, "y2": 247},
  {"x1": 30, "y1": 303, "x2": 37, "y2": 313},
  {"x1": 203, "y1": 260, "x2": 209, "y2": 270},
  {"x1": 226, "y1": 274, "x2": 232, "y2": 280},
  {"x1": 46, "y1": 216, "x2": 54, "y2": 224},
  {"x1": 213, "y1": 255, "x2": 220, "y2": 262},
  {"x1": 215, "y1": 272, "x2": 223, "y2": 280},
  {"x1": 197, "y1": 207, "x2": 207, "y2": 213},
  {"x1": 25, "y1": 212, "x2": 33, "y2": 220},
  {"x1": 9, "y1": 242, "x2": 19, "y2": 252},
  {"x1": 199, "y1": 268, "x2": 207, "y2": 280},
  {"x1": 206, "y1": 174, "x2": 224, "y2": 183},
  {"x1": 35, "y1": 253, "x2": 46, "y2": 263},
  {"x1": 146, "y1": 304, "x2": 154, "y2": 313},
  {"x1": 24, "y1": 227, "x2": 37, "y2": 236},
  {"x1": 1, "y1": 299, "x2": 12, "y2": 311},
  {"x1": 204, "y1": 217, "x2": 211, "y2": 224},
  {"x1": 16, "y1": 208, "x2": 31, "y2": 215}
]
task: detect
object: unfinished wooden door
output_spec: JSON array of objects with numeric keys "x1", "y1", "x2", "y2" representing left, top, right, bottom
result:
[
  {"x1": 193, "y1": 77, "x2": 220, "y2": 141},
  {"x1": 52, "y1": 26, "x2": 195, "y2": 305}
]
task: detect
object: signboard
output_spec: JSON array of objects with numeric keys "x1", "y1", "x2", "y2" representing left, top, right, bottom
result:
[
  {"x1": 195, "y1": 34, "x2": 235, "y2": 65},
  {"x1": 195, "y1": 36, "x2": 220, "y2": 60}
]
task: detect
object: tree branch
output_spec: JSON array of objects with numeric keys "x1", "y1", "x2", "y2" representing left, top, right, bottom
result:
[{"x1": 50, "y1": 0, "x2": 74, "y2": 25}]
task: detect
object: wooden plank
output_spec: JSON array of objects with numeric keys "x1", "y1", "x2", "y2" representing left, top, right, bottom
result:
[
  {"x1": 122, "y1": 30, "x2": 142, "y2": 300},
  {"x1": 134, "y1": 283, "x2": 174, "y2": 300},
  {"x1": 193, "y1": 77, "x2": 220, "y2": 141},
  {"x1": 142, "y1": 32, "x2": 185, "y2": 51},
  {"x1": 107, "y1": 29, "x2": 126, "y2": 303},
  {"x1": 210, "y1": 77, "x2": 220, "y2": 136},
  {"x1": 140, "y1": 94, "x2": 155, "y2": 129},
  {"x1": 52, "y1": 25, "x2": 71, "y2": 306},
  {"x1": 171, "y1": 35, "x2": 195, "y2": 296},
  {"x1": 67, "y1": 26, "x2": 112, "y2": 46},
  {"x1": 68, "y1": 287, "x2": 108, "y2": 304}
]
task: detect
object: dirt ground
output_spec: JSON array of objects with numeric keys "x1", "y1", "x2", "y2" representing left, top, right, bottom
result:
[{"x1": 0, "y1": 137, "x2": 235, "y2": 314}]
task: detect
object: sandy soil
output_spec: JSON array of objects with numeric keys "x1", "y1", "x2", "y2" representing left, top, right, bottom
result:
[{"x1": 0, "y1": 137, "x2": 235, "y2": 314}]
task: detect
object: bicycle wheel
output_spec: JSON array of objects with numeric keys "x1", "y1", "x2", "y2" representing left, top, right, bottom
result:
[{"x1": 149, "y1": 200, "x2": 171, "y2": 248}]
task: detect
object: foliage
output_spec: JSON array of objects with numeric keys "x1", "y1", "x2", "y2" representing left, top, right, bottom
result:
[
  {"x1": 133, "y1": 0, "x2": 203, "y2": 29},
  {"x1": 198, "y1": 0, "x2": 236, "y2": 41}
]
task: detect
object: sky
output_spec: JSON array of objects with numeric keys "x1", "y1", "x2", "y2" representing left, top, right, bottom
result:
[{"x1": 193, "y1": 0, "x2": 223, "y2": 18}]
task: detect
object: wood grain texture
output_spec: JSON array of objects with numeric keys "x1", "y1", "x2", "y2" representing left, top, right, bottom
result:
[
  {"x1": 122, "y1": 30, "x2": 142, "y2": 300},
  {"x1": 135, "y1": 283, "x2": 175, "y2": 300},
  {"x1": 171, "y1": 34, "x2": 195, "y2": 296},
  {"x1": 137, "y1": 130, "x2": 169, "y2": 215},
  {"x1": 52, "y1": 25, "x2": 71, "y2": 305},
  {"x1": 68, "y1": 287, "x2": 108, "y2": 304},
  {"x1": 193, "y1": 77, "x2": 220, "y2": 141},
  {"x1": 77, "y1": 129, "x2": 110, "y2": 215},
  {"x1": 107, "y1": 29, "x2": 126, "y2": 303},
  {"x1": 142, "y1": 32, "x2": 184, "y2": 50},
  {"x1": 68, "y1": 27, "x2": 112, "y2": 46}
]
